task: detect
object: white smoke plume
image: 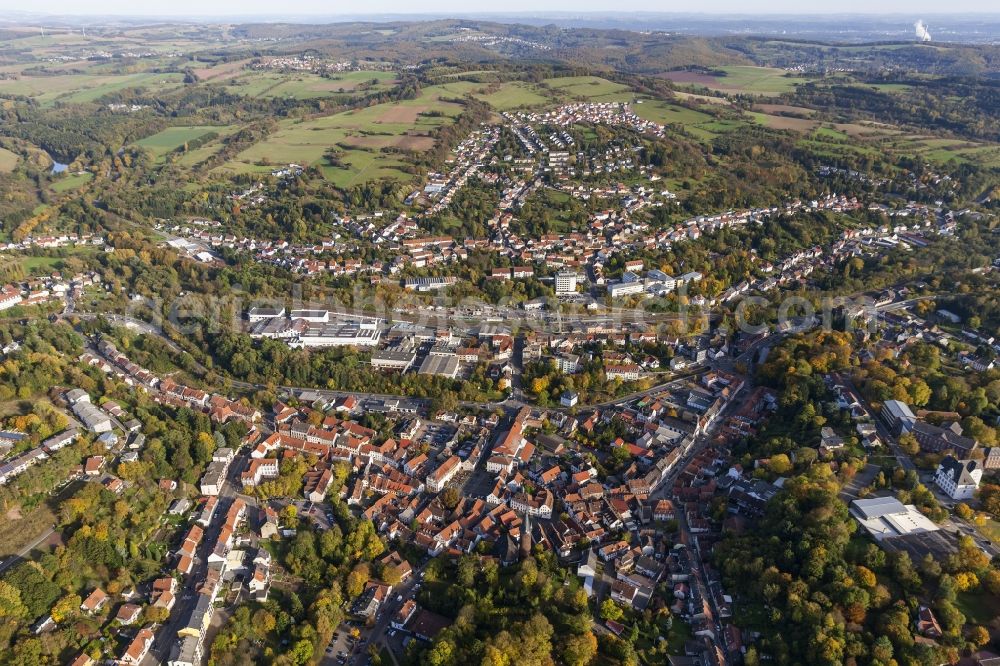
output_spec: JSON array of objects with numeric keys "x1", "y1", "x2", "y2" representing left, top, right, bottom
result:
[{"x1": 915, "y1": 20, "x2": 931, "y2": 42}]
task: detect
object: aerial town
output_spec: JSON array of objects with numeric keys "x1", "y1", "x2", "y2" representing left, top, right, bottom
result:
[{"x1": 1, "y1": 8, "x2": 1000, "y2": 666}]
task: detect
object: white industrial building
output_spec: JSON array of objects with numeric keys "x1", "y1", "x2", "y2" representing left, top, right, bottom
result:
[{"x1": 850, "y1": 497, "x2": 939, "y2": 541}]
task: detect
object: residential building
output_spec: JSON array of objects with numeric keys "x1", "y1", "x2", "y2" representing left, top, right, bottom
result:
[
  {"x1": 119, "y1": 627, "x2": 155, "y2": 665},
  {"x1": 555, "y1": 271, "x2": 578, "y2": 295},
  {"x1": 427, "y1": 455, "x2": 461, "y2": 492},
  {"x1": 935, "y1": 456, "x2": 982, "y2": 500},
  {"x1": 560, "y1": 391, "x2": 579, "y2": 407},
  {"x1": 241, "y1": 458, "x2": 279, "y2": 487}
]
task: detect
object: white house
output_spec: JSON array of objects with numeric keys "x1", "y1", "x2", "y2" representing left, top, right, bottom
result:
[{"x1": 934, "y1": 456, "x2": 982, "y2": 500}]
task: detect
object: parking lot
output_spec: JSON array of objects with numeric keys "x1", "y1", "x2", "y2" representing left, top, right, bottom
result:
[{"x1": 321, "y1": 624, "x2": 361, "y2": 666}]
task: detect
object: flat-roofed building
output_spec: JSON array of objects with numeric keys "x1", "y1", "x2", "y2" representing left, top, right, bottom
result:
[
  {"x1": 371, "y1": 347, "x2": 417, "y2": 372},
  {"x1": 290, "y1": 321, "x2": 382, "y2": 348},
  {"x1": 404, "y1": 277, "x2": 457, "y2": 292},
  {"x1": 247, "y1": 306, "x2": 285, "y2": 322},
  {"x1": 289, "y1": 309, "x2": 329, "y2": 323},
  {"x1": 418, "y1": 354, "x2": 459, "y2": 379},
  {"x1": 850, "y1": 497, "x2": 939, "y2": 541},
  {"x1": 555, "y1": 271, "x2": 578, "y2": 295}
]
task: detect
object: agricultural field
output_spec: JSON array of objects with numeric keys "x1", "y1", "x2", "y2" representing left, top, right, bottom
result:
[
  {"x1": 0, "y1": 71, "x2": 186, "y2": 105},
  {"x1": 746, "y1": 111, "x2": 819, "y2": 132},
  {"x1": 0, "y1": 147, "x2": 20, "y2": 173},
  {"x1": 217, "y1": 84, "x2": 466, "y2": 185},
  {"x1": 471, "y1": 81, "x2": 551, "y2": 110},
  {"x1": 661, "y1": 65, "x2": 809, "y2": 96},
  {"x1": 436, "y1": 80, "x2": 551, "y2": 110},
  {"x1": 134, "y1": 125, "x2": 235, "y2": 160},
  {"x1": 633, "y1": 99, "x2": 715, "y2": 127},
  {"x1": 542, "y1": 75, "x2": 635, "y2": 102},
  {"x1": 887, "y1": 135, "x2": 1000, "y2": 168},
  {"x1": 222, "y1": 70, "x2": 398, "y2": 100}
]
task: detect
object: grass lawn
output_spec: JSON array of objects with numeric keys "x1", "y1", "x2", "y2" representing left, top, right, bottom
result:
[
  {"x1": 665, "y1": 66, "x2": 807, "y2": 97},
  {"x1": 20, "y1": 246, "x2": 100, "y2": 273},
  {"x1": 667, "y1": 618, "x2": 694, "y2": 654},
  {"x1": 975, "y1": 516, "x2": 1000, "y2": 543},
  {"x1": 0, "y1": 147, "x2": 19, "y2": 172},
  {"x1": 50, "y1": 171, "x2": 93, "y2": 193},
  {"x1": 956, "y1": 590, "x2": 1000, "y2": 625}
]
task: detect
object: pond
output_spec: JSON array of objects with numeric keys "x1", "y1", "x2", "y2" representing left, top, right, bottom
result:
[{"x1": 46, "y1": 151, "x2": 68, "y2": 174}]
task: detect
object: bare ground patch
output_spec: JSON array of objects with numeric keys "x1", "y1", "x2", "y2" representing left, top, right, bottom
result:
[
  {"x1": 377, "y1": 105, "x2": 428, "y2": 123},
  {"x1": 0, "y1": 503, "x2": 56, "y2": 558},
  {"x1": 396, "y1": 135, "x2": 435, "y2": 151},
  {"x1": 759, "y1": 114, "x2": 819, "y2": 131},
  {"x1": 659, "y1": 71, "x2": 720, "y2": 86}
]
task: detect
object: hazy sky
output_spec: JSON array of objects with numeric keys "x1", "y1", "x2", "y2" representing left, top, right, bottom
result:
[{"x1": 17, "y1": 1, "x2": 1000, "y2": 16}]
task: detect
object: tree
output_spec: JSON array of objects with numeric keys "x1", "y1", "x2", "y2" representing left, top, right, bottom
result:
[
  {"x1": 898, "y1": 432, "x2": 920, "y2": 456},
  {"x1": 346, "y1": 564, "x2": 369, "y2": 599},
  {"x1": 50, "y1": 594, "x2": 81, "y2": 623},
  {"x1": 144, "y1": 605, "x2": 170, "y2": 624},
  {"x1": 955, "y1": 503, "x2": 975, "y2": 520},
  {"x1": 984, "y1": 569, "x2": 1000, "y2": 595},
  {"x1": 978, "y1": 484, "x2": 1000, "y2": 516},
  {"x1": 0, "y1": 581, "x2": 27, "y2": 619},
  {"x1": 440, "y1": 486, "x2": 460, "y2": 510},
  {"x1": 561, "y1": 631, "x2": 598, "y2": 666},
  {"x1": 600, "y1": 598, "x2": 624, "y2": 622},
  {"x1": 871, "y1": 635, "x2": 893, "y2": 663},
  {"x1": 968, "y1": 625, "x2": 990, "y2": 648},
  {"x1": 768, "y1": 454, "x2": 792, "y2": 475},
  {"x1": 856, "y1": 566, "x2": 877, "y2": 589}
]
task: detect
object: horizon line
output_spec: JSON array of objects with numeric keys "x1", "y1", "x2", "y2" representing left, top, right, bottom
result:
[{"x1": 5, "y1": 10, "x2": 1000, "y2": 18}]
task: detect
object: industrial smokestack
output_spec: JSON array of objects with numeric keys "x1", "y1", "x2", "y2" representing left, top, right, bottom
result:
[{"x1": 914, "y1": 20, "x2": 931, "y2": 42}]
